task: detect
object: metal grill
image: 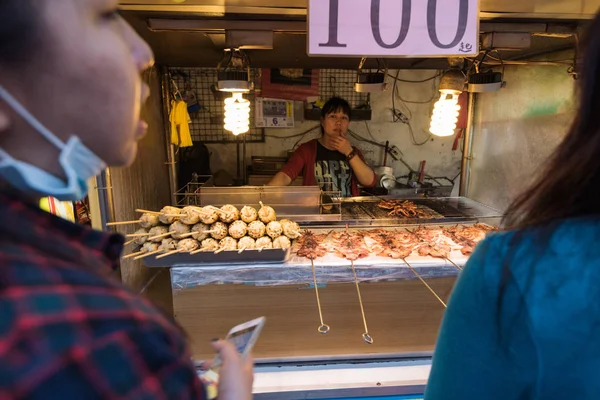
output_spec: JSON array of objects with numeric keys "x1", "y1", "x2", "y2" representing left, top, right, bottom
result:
[
  {"x1": 319, "y1": 69, "x2": 369, "y2": 108},
  {"x1": 167, "y1": 67, "x2": 265, "y2": 143}
]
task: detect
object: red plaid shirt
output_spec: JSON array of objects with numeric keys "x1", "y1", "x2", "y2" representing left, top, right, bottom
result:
[{"x1": 0, "y1": 192, "x2": 206, "y2": 399}]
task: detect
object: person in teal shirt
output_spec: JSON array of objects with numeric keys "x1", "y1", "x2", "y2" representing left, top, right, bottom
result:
[{"x1": 426, "y1": 11, "x2": 600, "y2": 400}]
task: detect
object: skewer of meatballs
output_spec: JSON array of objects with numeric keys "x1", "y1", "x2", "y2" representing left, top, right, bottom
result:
[{"x1": 118, "y1": 203, "x2": 301, "y2": 259}]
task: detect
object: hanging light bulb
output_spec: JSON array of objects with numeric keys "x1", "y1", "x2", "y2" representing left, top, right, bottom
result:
[
  {"x1": 429, "y1": 93, "x2": 461, "y2": 137},
  {"x1": 429, "y1": 69, "x2": 464, "y2": 137},
  {"x1": 224, "y1": 92, "x2": 250, "y2": 136}
]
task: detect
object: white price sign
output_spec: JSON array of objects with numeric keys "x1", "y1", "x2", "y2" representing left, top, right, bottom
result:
[{"x1": 308, "y1": 0, "x2": 479, "y2": 57}]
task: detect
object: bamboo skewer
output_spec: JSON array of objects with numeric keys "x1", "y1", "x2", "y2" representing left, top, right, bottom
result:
[
  {"x1": 350, "y1": 260, "x2": 373, "y2": 344},
  {"x1": 156, "y1": 249, "x2": 181, "y2": 259},
  {"x1": 124, "y1": 239, "x2": 136, "y2": 246},
  {"x1": 134, "y1": 249, "x2": 162, "y2": 260},
  {"x1": 238, "y1": 246, "x2": 247, "y2": 254},
  {"x1": 177, "y1": 232, "x2": 196, "y2": 239},
  {"x1": 123, "y1": 251, "x2": 144, "y2": 259},
  {"x1": 310, "y1": 259, "x2": 330, "y2": 334},
  {"x1": 214, "y1": 247, "x2": 226, "y2": 254},
  {"x1": 135, "y1": 209, "x2": 162, "y2": 215},
  {"x1": 205, "y1": 205, "x2": 227, "y2": 216},
  {"x1": 402, "y1": 258, "x2": 447, "y2": 308},
  {"x1": 147, "y1": 232, "x2": 173, "y2": 241},
  {"x1": 126, "y1": 233, "x2": 149, "y2": 238},
  {"x1": 444, "y1": 257, "x2": 463, "y2": 271},
  {"x1": 190, "y1": 248, "x2": 204, "y2": 255},
  {"x1": 106, "y1": 220, "x2": 140, "y2": 226},
  {"x1": 180, "y1": 229, "x2": 218, "y2": 239}
]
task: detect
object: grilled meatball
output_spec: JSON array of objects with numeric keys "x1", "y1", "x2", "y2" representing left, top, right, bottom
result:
[
  {"x1": 220, "y1": 204, "x2": 240, "y2": 223},
  {"x1": 280, "y1": 219, "x2": 302, "y2": 239},
  {"x1": 148, "y1": 226, "x2": 168, "y2": 242},
  {"x1": 256, "y1": 236, "x2": 273, "y2": 249},
  {"x1": 228, "y1": 220, "x2": 247, "y2": 239},
  {"x1": 139, "y1": 213, "x2": 160, "y2": 229},
  {"x1": 179, "y1": 206, "x2": 202, "y2": 225},
  {"x1": 273, "y1": 236, "x2": 291, "y2": 250},
  {"x1": 219, "y1": 237, "x2": 238, "y2": 251},
  {"x1": 266, "y1": 221, "x2": 283, "y2": 239},
  {"x1": 240, "y1": 206, "x2": 258, "y2": 223},
  {"x1": 210, "y1": 221, "x2": 229, "y2": 240},
  {"x1": 169, "y1": 220, "x2": 191, "y2": 239},
  {"x1": 237, "y1": 236, "x2": 256, "y2": 250},
  {"x1": 247, "y1": 221, "x2": 266, "y2": 239},
  {"x1": 198, "y1": 207, "x2": 219, "y2": 225},
  {"x1": 191, "y1": 222, "x2": 211, "y2": 241},
  {"x1": 178, "y1": 238, "x2": 199, "y2": 252},
  {"x1": 159, "y1": 206, "x2": 180, "y2": 224},
  {"x1": 133, "y1": 228, "x2": 148, "y2": 246},
  {"x1": 258, "y1": 204, "x2": 276, "y2": 223},
  {"x1": 201, "y1": 238, "x2": 220, "y2": 252},
  {"x1": 160, "y1": 238, "x2": 178, "y2": 252}
]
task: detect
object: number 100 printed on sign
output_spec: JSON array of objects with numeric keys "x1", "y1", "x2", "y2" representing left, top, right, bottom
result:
[{"x1": 307, "y1": 0, "x2": 480, "y2": 57}]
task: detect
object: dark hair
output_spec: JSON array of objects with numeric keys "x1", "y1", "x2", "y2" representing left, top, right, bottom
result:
[
  {"x1": 320, "y1": 97, "x2": 351, "y2": 135},
  {"x1": 502, "y1": 13, "x2": 600, "y2": 230},
  {"x1": 321, "y1": 96, "x2": 352, "y2": 119},
  {"x1": 0, "y1": 0, "x2": 40, "y2": 66}
]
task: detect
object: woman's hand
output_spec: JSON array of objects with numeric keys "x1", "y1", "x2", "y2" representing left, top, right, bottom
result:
[
  {"x1": 330, "y1": 136, "x2": 353, "y2": 157},
  {"x1": 212, "y1": 340, "x2": 254, "y2": 400}
]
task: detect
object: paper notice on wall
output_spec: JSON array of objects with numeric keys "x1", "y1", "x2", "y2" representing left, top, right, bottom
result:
[{"x1": 255, "y1": 97, "x2": 295, "y2": 128}]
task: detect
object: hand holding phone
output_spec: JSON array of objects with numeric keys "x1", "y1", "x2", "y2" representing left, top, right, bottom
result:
[
  {"x1": 200, "y1": 317, "x2": 265, "y2": 400},
  {"x1": 207, "y1": 340, "x2": 254, "y2": 400}
]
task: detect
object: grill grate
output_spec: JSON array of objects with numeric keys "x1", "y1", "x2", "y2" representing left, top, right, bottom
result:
[{"x1": 318, "y1": 69, "x2": 369, "y2": 108}]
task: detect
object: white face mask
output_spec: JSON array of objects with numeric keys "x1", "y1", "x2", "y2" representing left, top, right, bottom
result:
[{"x1": 0, "y1": 85, "x2": 106, "y2": 201}]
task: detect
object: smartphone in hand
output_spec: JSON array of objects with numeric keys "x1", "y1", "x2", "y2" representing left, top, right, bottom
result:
[{"x1": 201, "y1": 317, "x2": 266, "y2": 399}]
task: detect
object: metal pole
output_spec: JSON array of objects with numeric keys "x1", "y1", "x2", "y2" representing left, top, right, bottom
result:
[
  {"x1": 459, "y1": 92, "x2": 476, "y2": 197},
  {"x1": 243, "y1": 132, "x2": 247, "y2": 185},
  {"x1": 236, "y1": 139, "x2": 241, "y2": 182},
  {"x1": 96, "y1": 169, "x2": 116, "y2": 229},
  {"x1": 160, "y1": 67, "x2": 179, "y2": 205}
]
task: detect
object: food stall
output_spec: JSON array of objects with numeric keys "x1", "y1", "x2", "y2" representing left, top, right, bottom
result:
[{"x1": 111, "y1": 184, "x2": 501, "y2": 399}]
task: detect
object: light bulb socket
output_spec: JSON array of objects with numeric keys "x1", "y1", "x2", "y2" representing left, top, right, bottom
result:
[
  {"x1": 439, "y1": 69, "x2": 465, "y2": 95},
  {"x1": 354, "y1": 72, "x2": 388, "y2": 93},
  {"x1": 217, "y1": 71, "x2": 253, "y2": 93}
]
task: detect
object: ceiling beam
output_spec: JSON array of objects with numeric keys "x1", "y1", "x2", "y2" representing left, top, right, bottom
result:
[{"x1": 122, "y1": 4, "x2": 599, "y2": 20}]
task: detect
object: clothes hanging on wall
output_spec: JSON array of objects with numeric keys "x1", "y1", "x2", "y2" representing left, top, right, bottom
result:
[{"x1": 170, "y1": 99, "x2": 193, "y2": 147}]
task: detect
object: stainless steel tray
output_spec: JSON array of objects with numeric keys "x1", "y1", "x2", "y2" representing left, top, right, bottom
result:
[{"x1": 143, "y1": 247, "x2": 291, "y2": 268}]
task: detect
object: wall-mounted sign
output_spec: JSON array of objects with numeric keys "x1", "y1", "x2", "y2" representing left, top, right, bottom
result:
[
  {"x1": 308, "y1": 0, "x2": 479, "y2": 57},
  {"x1": 255, "y1": 98, "x2": 295, "y2": 128}
]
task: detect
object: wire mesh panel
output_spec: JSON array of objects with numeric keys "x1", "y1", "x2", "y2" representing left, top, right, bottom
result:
[
  {"x1": 167, "y1": 67, "x2": 264, "y2": 143},
  {"x1": 318, "y1": 69, "x2": 368, "y2": 108}
]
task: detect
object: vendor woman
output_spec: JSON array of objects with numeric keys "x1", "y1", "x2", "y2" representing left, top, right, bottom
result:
[{"x1": 268, "y1": 97, "x2": 376, "y2": 196}]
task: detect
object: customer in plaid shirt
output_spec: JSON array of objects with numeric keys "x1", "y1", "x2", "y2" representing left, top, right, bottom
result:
[{"x1": 0, "y1": 1, "x2": 253, "y2": 399}]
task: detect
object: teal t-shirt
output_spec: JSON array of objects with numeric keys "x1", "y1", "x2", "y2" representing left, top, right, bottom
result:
[{"x1": 426, "y1": 218, "x2": 600, "y2": 399}]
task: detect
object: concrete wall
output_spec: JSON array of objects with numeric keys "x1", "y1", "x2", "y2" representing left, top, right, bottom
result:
[
  {"x1": 468, "y1": 63, "x2": 577, "y2": 212},
  {"x1": 205, "y1": 70, "x2": 463, "y2": 185}
]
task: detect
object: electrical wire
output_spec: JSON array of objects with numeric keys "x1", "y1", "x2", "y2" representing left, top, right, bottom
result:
[
  {"x1": 394, "y1": 75, "x2": 439, "y2": 104},
  {"x1": 390, "y1": 71, "x2": 432, "y2": 146},
  {"x1": 347, "y1": 128, "x2": 387, "y2": 148},
  {"x1": 264, "y1": 124, "x2": 320, "y2": 139},
  {"x1": 407, "y1": 123, "x2": 431, "y2": 146},
  {"x1": 364, "y1": 121, "x2": 380, "y2": 143},
  {"x1": 387, "y1": 72, "x2": 442, "y2": 83}
]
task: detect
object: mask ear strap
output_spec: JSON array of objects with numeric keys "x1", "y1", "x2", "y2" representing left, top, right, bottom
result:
[{"x1": 0, "y1": 85, "x2": 65, "y2": 149}]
